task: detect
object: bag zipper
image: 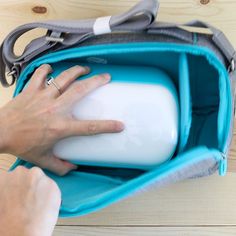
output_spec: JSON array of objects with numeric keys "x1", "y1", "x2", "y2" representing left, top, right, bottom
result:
[{"x1": 219, "y1": 152, "x2": 227, "y2": 176}]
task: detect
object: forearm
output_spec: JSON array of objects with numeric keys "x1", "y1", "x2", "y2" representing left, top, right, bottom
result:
[
  {"x1": 0, "y1": 101, "x2": 31, "y2": 155},
  {"x1": 0, "y1": 102, "x2": 18, "y2": 154},
  {"x1": 0, "y1": 110, "x2": 9, "y2": 153}
]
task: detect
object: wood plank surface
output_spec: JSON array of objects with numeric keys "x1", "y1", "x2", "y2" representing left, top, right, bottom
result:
[
  {"x1": 53, "y1": 226, "x2": 236, "y2": 236},
  {"x1": 56, "y1": 173, "x2": 236, "y2": 226},
  {"x1": 0, "y1": 0, "x2": 236, "y2": 235}
]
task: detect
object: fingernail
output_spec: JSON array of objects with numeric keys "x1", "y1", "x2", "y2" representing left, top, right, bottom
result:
[
  {"x1": 84, "y1": 66, "x2": 90, "y2": 73},
  {"x1": 64, "y1": 161, "x2": 77, "y2": 170},
  {"x1": 71, "y1": 164, "x2": 78, "y2": 170},
  {"x1": 101, "y1": 73, "x2": 111, "y2": 82},
  {"x1": 116, "y1": 122, "x2": 125, "y2": 131}
]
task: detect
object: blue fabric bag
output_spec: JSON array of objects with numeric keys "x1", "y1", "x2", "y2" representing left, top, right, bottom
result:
[{"x1": 0, "y1": 0, "x2": 236, "y2": 218}]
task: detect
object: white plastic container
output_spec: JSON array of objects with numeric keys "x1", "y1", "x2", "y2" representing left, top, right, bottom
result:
[{"x1": 53, "y1": 64, "x2": 179, "y2": 169}]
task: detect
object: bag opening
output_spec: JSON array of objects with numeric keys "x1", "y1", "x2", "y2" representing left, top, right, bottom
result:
[{"x1": 12, "y1": 42, "x2": 231, "y2": 216}]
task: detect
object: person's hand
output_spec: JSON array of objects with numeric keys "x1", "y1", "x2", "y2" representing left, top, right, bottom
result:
[
  {"x1": 0, "y1": 166, "x2": 61, "y2": 236},
  {"x1": 0, "y1": 64, "x2": 124, "y2": 175}
]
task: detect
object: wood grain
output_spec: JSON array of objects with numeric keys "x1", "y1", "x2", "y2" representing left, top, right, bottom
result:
[
  {"x1": 56, "y1": 173, "x2": 236, "y2": 226},
  {"x1": 0, "y1": 0, "x2": 236, "y2": 235},
  {"x1": 53, "y1": 226, "x2": 236, "y2": 236}
]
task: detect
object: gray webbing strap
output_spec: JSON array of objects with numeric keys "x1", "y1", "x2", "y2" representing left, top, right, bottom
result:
[
  {"x1": 1, "y1": 0, "x2": 235, "y2": 87},
  {"x1": 0, "y1": 0, "x2": 159, "y2": 87}
]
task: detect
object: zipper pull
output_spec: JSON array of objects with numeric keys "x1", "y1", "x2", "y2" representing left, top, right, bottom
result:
[{"x1": 219, "y1": 152, "x2": 227, "y2": 176}]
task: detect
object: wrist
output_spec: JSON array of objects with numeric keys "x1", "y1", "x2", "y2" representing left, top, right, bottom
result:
[
  {"x1": 0, "y1": 112, "x2": 11, "y2": 154},
  {"x1": 0, "y1": 126, "x2": 7, "y2": 153}
]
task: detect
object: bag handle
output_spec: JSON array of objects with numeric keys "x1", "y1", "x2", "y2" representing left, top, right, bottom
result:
[{"x1": 0, "y1": 0, "x2": 159, "y2": 87}]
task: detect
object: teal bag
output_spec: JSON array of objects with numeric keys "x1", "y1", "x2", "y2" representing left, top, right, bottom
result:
[{"x1": 0, "y1": 0, "x2": 235, "y2": 218}]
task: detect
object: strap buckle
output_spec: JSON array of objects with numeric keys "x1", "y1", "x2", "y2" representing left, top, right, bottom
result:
[
  {"x1": 5, "y1": 67, "x2": 17, "y2": 86},
  {"x1": 45, "y1": 35, "x2": 64, "y2": 43},
  {"x1": 7, "y1": 69, "x2": 17, "y2": 77},
  {"x1": 6, "y1": 63, "x2": 21, "y2": 84},
  {"x1": 45, "y1": 31, "x2": 64, "y2": 43}
]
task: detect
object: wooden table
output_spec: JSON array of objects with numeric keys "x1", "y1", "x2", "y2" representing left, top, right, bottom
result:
[{"x1": 0, "y1": 1, "x2": 236, "y2": 235}]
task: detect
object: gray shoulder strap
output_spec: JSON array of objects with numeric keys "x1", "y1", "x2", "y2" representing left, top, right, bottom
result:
[
  {"x1": 1, "y1": 0, "x2": 235, "y2": 88},
  {"x1": 0, "y1": 0, "x2": 159, "y2": 87}
]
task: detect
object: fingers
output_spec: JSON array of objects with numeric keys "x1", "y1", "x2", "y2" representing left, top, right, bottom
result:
[
  {"x1": 13, "y1": 159, "x2": 74, "y2": 178},
  {"x1": 29, "y1": 166, "x2": 45, "y2": 176},
  {"x1": 26, "y1": 64, "x2": 52, "y2": 92},
  {"x1": 26, "y1": 167, "x2": 61, "y2": 202},
  {"x1": 57, "y1": 73, "x2": 111, "y2": 107},
  {"x1": 34, "y1": 154, "x2": 77, "y2": 176},
  {"x1": 46, "y1": 65, "x2": 90, "y2": 98},
  {"x1": 61, "y1": 119, "x2": 125, "y2": 138}
]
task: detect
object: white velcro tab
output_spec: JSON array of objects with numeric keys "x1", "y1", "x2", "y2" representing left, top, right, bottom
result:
[{"x1": 93, "y1": 16, "x2": 112, "y2": 35}]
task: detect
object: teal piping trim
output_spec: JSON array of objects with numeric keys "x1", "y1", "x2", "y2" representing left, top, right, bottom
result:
[
  {"x1": 59, "y1": 146, "x2": 222, "y2": 217},
  {"x1": 13, "y1": 42, "x2": 232, "y2": 154},
  {"x1": 193, "y1": 33, "x2": 198, "y2": 44}
]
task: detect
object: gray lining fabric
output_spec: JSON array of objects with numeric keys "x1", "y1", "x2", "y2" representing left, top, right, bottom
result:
[{"x1": 133, "y1": 156, "x2": 218, "y2": 195}]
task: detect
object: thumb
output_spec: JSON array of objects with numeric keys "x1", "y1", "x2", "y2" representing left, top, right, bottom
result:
[{"x1": 38, "y1": 154, "x2": 77, "y2": 176}]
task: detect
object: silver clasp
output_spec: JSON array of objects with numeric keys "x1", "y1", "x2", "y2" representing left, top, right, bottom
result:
[
  {"x1": 46, "y1": 31, "x2": 64, "y2": 43},
  {"x1": 7, "y1": 69, "x2": 17, "y2": 77},
  {"x1": 45, "y1": 35, "x2": 64, "y2": 43},
  {"x1": 228, "y1": 58, "x2": 235, "y2": 73}
]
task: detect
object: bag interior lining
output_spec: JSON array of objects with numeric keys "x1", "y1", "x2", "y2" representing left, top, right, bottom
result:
[
  {"x1": 53, "y1": 49, "x2": 221, "y2": 152},
  {"x1": 12, "y1": 42, "x2": 230, "y2": 215}
]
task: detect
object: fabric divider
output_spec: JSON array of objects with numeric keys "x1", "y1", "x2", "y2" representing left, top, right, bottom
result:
[{"x1": 178, "y1": 53, "x2": 191, "y2": 152}]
